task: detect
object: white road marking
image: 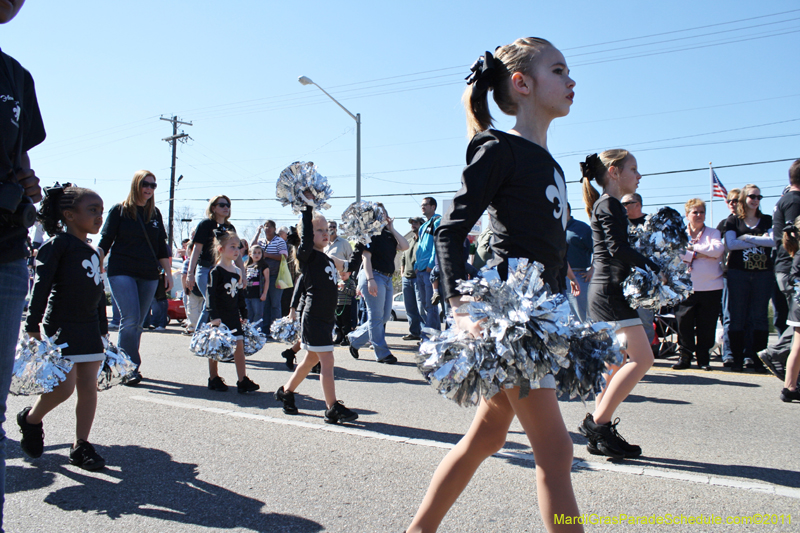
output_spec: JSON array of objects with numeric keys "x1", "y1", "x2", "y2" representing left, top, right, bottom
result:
[{"x1": 132, "y1": 395, "x2": 800, "y2": 500}]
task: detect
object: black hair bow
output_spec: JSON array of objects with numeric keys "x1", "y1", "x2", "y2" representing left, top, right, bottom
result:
[
  {"x1": 579, "y1": 154, "x2": 601, "y2": 183},
  {"x1": 43, "y1": 182, "x2": 72, "y2": 199},
  {"x1": 784, "y1": 223, "x2": 798, "y2": 236},
  {"x1": 213, "y1": 228, "x2": 228, "y2": 239},
  {"x1": 465, "y1": 51, "x2": 496, "y2": 86}
]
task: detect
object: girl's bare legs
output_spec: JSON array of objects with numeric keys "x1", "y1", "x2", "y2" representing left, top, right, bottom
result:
[
  {"x1": 74, "y1": 361, "x2": 103, "y2": 444},
  {"x1": 407, "y1": 393, "x2": 515, "y2": 533},
  {"x1": 233, "y1": 340, "x2": 246, "y2": 381},
  {"x1": 26, "y1": 367, "x2": 77, "y2": 424},
  {"x1": 284, "y1": 350, "x2": 320, "y2": 392},
  {"x1": 783, "y1": 328, "x2": 800, "y2": 391},
  {"x1": 593, "y1": 325, "x2": 652, "y2": 424},
  {"x1": 316, "y1": 350, "x2": 337, "y2": 407},
  {"x1": 208, "y1": 359, "x2": 219, "y2": 379}
]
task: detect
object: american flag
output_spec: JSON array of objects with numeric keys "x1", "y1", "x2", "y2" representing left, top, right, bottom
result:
[{"x1": 711, "y1": 169, "x2": 728, "y2": 200}]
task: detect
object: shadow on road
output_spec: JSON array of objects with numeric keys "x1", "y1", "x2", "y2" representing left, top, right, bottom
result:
[
  {"x1": 627, "y1": 455, "x2": 800, "y2": 489},
  {"x1": 9, "y1": 444, "x2": 323, "y2": 532}
]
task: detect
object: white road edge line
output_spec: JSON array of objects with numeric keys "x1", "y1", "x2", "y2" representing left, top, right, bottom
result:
[{"x1": 131, "y1": 395, "x2": 800, "y2": 500}]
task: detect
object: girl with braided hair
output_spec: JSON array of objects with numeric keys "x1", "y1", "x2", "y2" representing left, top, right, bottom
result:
[
  {"x1": 407, "y1": 37, "x2": 581, "y2": 532},
  {"x1": 17, "y1": 184, "x2": 108, "y2": 470},
  {"x1": 579, "y1": 150, "x2": 659, "y2": 460}
]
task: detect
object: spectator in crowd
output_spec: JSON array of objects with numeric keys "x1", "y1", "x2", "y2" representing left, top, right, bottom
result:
[
  {"x1": 252, "y1": 220, "x2": 287, "y2": 335},
  {"x1": 470, "y1": 224, "x2": 493, "y2": 270},
  {"x1": 0, "y1": 3, "x2": 46, "y2": 522},
  {"x1": 348, "y1": 204, "x2": 409, "y2": 364},
  {"x1": 673, "y1": 199, "x2": 723, "y2": 370},
  {"x1": 565, "y1": 203, "x2": 593, "y2": 322},
  {"x1": 400, "y1": 217, "x2": 424, "y2": 341},
  {"x1": 416, "y1": 197, "x2": 442, "y2": 335},
  {"x1": 99, "y1": 171, "x2": 173, "y2": 386},
  {"x1": 175, "y1": 238, "x2": 190, "y2": 260},
  {"x1": 181, "y1": 240, "x2": 203, "y2": 335},
  {"x1": 760, "y1": 160, "x2": 800, "y2": 380},
  {"x1": 239, "y1": 238, "x2": 249, "y2": 264},
  {"x1": 185, "y1": 195, "x2": 243, "y2": 328},
  {"x1": 718, "y1": 188, "x2": 742, "y2": 366},
  {"x1": 621, "y1": 193, "x2": 655, "y2": 349},
  {"x1": 281, "y1": 225, "x2": 300, "y2": 317},
  {"x1": 724, "y1": 184, "x2": 774, "y2": 373}
]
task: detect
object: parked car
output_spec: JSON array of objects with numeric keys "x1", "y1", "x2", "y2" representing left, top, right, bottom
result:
[{"x1": 390, "y1": 292, "x2": 407, "y2": 321}]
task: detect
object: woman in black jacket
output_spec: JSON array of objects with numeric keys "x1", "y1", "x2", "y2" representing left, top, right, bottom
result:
[{"x1": 99, "y1": 171, "x2": 172, "y2": 385}]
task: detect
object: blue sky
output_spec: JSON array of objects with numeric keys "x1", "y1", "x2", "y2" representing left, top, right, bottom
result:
[{"x1": 6, "y1": 0, "x2": 799, "y2": 243}]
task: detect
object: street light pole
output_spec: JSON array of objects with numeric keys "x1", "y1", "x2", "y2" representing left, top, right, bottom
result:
[{"x1": 298, "y1": 76, "x2": 361, "y2": 203}]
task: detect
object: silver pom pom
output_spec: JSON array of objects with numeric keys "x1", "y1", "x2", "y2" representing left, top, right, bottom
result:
[
  {"x1": 338, "y1": 201, "x2": 387, "y2": 246},
  {"x1": 10, "y1": 333, "x2": 73, "y2": 396},
  {"x1": 417, "y1": 260, "x2": 622, "y2": 406},
  {"x1": 97, "y1": 337, "x2": 138, "y2": 391},
  {"x1": 190, "y1": 323, "x2": 236, "y2": 361},
  {"x1": 243, "y1": 320, "x2": 267, "y2": 356},
  {"x1": 276, "y1": 161, "x2": 332, "y2": 214},
  {"x1": 623, "y1": 207, "x2": 693, "y2": 310},
  {"x1": 269, "y1": 317, "x2": 300, "y2": 344}
]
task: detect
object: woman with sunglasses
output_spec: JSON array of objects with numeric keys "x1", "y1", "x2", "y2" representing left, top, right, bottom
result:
[
  {"x1": 723, "y1": 184, "x2": 774, "y2": 372},
  {"x1": 99, "y1": 171, "x2": 173, "y2": 385},
  {"x1": 186, "y1": 195, "x2": 245, "y2": 336}
]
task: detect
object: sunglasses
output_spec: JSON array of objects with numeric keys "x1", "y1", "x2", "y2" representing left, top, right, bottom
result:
[
  {"x1": 141, "y1": 181, "x2": 157, "y2": 189},
  {"x1": 727, "y1": 199, "x2": 739, "y2": 204},
  {"x1": 747, "y1": 194, "x2": 763, "y2": 200},
  {"x1": 214, "y1": 202, "x2": 231, "y2": 208},
  {"x1": 621, "y1": 201, "x2": 638, "y2": 206}
]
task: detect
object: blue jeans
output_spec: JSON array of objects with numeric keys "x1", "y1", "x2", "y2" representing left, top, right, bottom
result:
[
  {"x1": 149, "y1": 298, "x2": 168, "y2": 328},
  {"x1": 262, "y1": 276, "x2": 283, "y2": 336},
  {"x1": 195, "y1": 264, "x2": 212, "y2": 327},
  {"x1": 110, "y1": 294, "x2": 121, "y2": 327},
  {"x1": 349, "y1": 270, "x2": 393, "y2": 360},
  {"x1": 416, "y1": 270, "x2": 439, "y2": 332},
  {"x1": 0, "y1": 259, "x2": 28, "y2": 531},
  {"x1": 566, "y1": 271, "x2": 590, "y2": 323},
  {"x1": 246, "y1": 298, "x2": 263, "y2": 327},
  {"x1": 402, "y1": 276, "x2": 422, "y2": 337},
  {"x1": 108, "y1": 275, "x2": 159, "y2": 368}
]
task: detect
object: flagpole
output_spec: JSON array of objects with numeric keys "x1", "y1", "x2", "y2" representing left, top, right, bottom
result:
[{"x1": 709, "y1": 162, "x2": 714, "y2": 227}]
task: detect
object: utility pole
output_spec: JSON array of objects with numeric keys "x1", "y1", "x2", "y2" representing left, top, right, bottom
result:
[{"x1": 160, "y1": 115, "x2": 192, "y2": 250}]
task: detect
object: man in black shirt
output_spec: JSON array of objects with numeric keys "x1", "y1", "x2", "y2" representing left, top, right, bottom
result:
[
  {"x1": 0, "y1": 2, "x2": 46, "y2": 529},
  {"x1": 760, "y1": 162, "x2": 800, "y2": 380}
]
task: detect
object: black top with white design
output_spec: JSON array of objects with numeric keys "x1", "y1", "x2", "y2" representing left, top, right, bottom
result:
[
  {"x1": 193, "y1": 219, "x2": 236, "y2": 268},
  {"x1": 590, "y1": 195, "x2": 659, "y2": 287},
  {"x1": 0, "y1": 50, "x2": 46, "y2": 264},
  {"x1": 26, "y1": 233, "x2": 107, "y2": 355},
  {"x1": 244, "y1": 259, "x2": 268, "y2": 299},
  {"x1": 296, "y1": 207, "x2": 338, "y2": 321},
  {"x1": 725, "y1": 214, "x2": 774, "y2": 272},
  {"x1": 436, "y1": 130, "x2": 569, "y2": 297},
  {"x1": 98, "y1": 204, "x2": 170, "y2": 280},
  {"x1": 206, "y1": 265, "x2": 247, "y2": 335}
]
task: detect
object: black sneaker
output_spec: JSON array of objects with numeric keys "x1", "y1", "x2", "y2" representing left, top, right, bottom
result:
[
  {"x1": 69, "y1": 440, "x2": 106, "y2": 471},
  {"x1": 340, "y1": 337, "x2": 350, "y2": 346},
  {"x1": 402, "y1": 334, "x2": 421, "y2": 341},
  {"x1": 349, "y1": 346, "x2": 359, "y2": 359},
  {"x1": 310, "y1": 363, "x2": 321, "y2": 374},
  {"x1": 274, "y1": 386, "x2": 298, "y2": 414},
  {"x1": 671, "y1": 358, "x2": 691, "y2": 370},
  {"x1": 208, "y1": 376, "x2": 229, "y2": 392},
  {"x1": 237, "y1": 376, "x2": 260, "y2": 394},
  {"x1": 281, "y1": 348, "x2": 296, "y2": 371},
  {"x1": 759, "y1": 350, "x2": 786, "y2": 381},
  {"x1": 780, "y1": 388, "x2": 800, "y2": 402},
  {"x1": 378, "y1": 354, "x2": 398, "y2": 364},
  {"x1": 123, "y1": 370, "x2": 143, "y2": 387},
  {"x1": 17, "y1": 407, "x2": 44, "y2": 458},
  {"x1": 605, "y1": 418, "x2": 642, "y2": 458},
  {"x1": 577, "y1": 413, "x2": 626, "y2": 460},
  {"x1": 324, "y1": 401, "x2": 358, "y2": 424}
]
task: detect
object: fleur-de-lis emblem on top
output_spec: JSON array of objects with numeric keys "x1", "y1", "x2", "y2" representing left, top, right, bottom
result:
[
  {"x1": 82, "y1": 254, "x2": 102, "y2": 285},
  {"x1": 545, "y1": 169, "x2": 568, "y2": 230},
  {"x1": 224, "y1": 281, "x2": 238, "y2": 298}
]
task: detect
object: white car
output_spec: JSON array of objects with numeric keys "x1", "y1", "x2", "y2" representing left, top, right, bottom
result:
[{"x1": 390, "y1": 292, "x2": 407, "y2": 321}]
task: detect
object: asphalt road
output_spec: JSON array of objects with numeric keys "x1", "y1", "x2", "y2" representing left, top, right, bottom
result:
[{"x1": 5, "y1": 321, "x2": 799, "y2": 532}]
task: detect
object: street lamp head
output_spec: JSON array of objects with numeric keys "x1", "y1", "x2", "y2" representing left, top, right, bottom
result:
[{"x1": 298, "y1": 76, "x2": 314, "y2": 86}]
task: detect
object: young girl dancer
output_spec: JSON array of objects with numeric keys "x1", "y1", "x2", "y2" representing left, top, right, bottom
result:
[
  {"x1": 579, "y1": 150, "x2": 658, "y2": 460},
  {"x1": 407, "y1": 38, "x2": 581, "y2": 532},
  {"x1": 18, "y1": 184, "x2": 108, "y2": 470},
  {"x1": 244, "y1": 244, "x2": 270, "y2": 328},
  {"x1": 274, "y1": 204, "x2": 359, "y2": 424},
  {"x1": 205, "y1": 229, "x2": 260, "y2": 394}
]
